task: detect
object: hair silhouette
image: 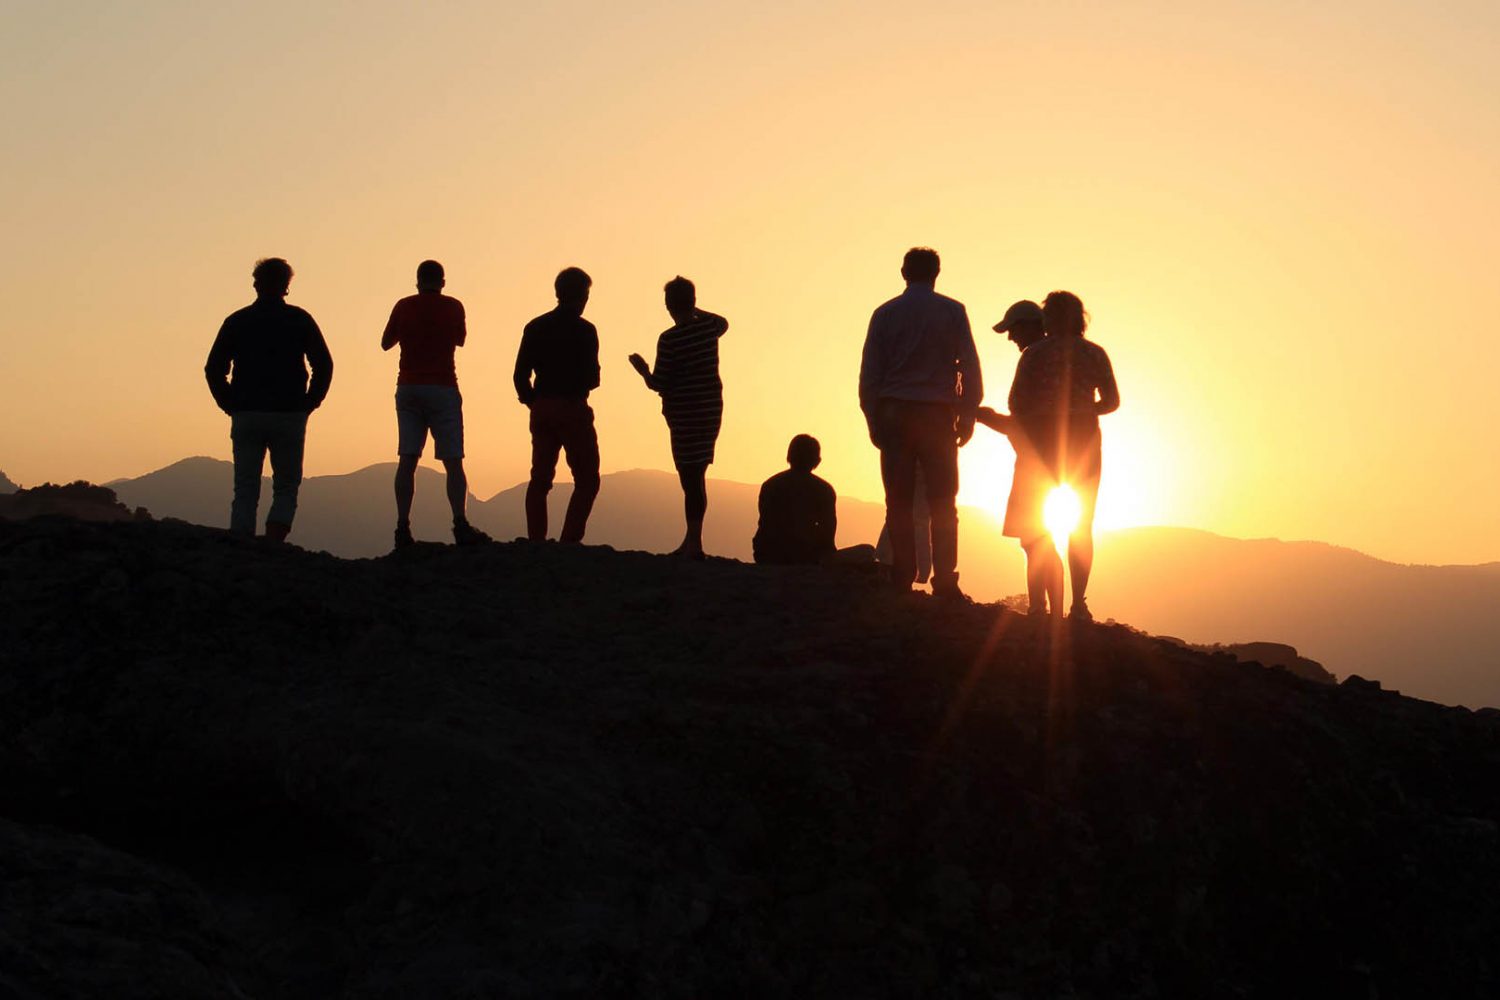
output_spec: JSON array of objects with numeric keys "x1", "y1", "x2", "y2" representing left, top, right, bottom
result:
[
  {"x1": 1042, "y1": 291, "x2": 1089, "y2": 337},
  {"x1": 253, "y1": 257, "x2": 293, "y2": 296},
  {"x1": 555, "y1": 267, "x2": 592, "y2": 303},
  {"x1": 900, "y1": 247, "x2": 941, "y2": 283},
  {"x1": 416, "y1": 259, "x2": 445, "y2": 286},
  {"x1": 787, "y1": 434, "x2": 821, "y2": 472},
  {"x1": 664, "y1": 275, "x2": 696, "y2": 312}
]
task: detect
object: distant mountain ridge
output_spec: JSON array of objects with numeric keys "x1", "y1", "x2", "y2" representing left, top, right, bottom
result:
[{"x1": 96, "y1": 457, "x2": 1500, "y2": 709}]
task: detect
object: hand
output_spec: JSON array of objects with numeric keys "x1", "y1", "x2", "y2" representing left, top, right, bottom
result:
[
  {"x1": 956, "y1": 413, "x2": 976, "y2": 447},
  {"x1": 628, "y1": 353, "x2": 650, "y2": 378},
  {"x1": 976, "y1": 405, "x2": 998, "y2": 420}
]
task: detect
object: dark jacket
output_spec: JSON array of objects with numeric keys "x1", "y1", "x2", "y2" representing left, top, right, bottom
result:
[
  {"x1": 205, "y1": 299, "x2": 334, "y2": 413},
  {"x1": 514, "y1": 309, "x2": 600, "y2": 404}
]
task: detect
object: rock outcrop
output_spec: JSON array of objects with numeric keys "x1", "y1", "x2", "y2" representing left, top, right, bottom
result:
[
  {"x1": 2, "y1": 516, "x2": 1498, "y2": 998},
  {"x1": 0, "y1": 480, "x2": 149, "y2": 523}
]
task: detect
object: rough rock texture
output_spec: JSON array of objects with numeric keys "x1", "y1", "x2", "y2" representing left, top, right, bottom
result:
[{"x1": 2, "y1": 517, "x2": 1498, "y2": 998}]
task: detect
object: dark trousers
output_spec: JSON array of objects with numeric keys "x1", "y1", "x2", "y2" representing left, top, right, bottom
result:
[
  {"x1": 230, "y1": 411, "x2": 308, "y2": 534},
  {"x1": 527, "y1": 397, "x2": 601, "y2": 543},
  {"x1": 877, "y1": 400, "x2": 959, "y2": 589}
]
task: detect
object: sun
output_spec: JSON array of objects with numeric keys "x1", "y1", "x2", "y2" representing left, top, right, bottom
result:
[{"x1": 1044, "y1": 484, "x2": 1082, "y2": 556}]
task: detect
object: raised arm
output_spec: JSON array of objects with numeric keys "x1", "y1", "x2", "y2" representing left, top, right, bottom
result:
[
  {"x1": 697, "y1": 309, "x2": 729, "y2": 337},
  {"x1": 380, "y1": 303, "x2": 401, "y2": 352}
]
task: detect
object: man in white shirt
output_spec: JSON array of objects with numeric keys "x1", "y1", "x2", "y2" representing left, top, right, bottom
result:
[{"x1": 858, "y1": 247, "x2": 982, "y2": 598}]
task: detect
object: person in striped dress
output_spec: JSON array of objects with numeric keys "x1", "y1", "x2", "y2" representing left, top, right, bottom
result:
[{"x1": 628, "y1": 276, "x2": 729, "y2": 559}]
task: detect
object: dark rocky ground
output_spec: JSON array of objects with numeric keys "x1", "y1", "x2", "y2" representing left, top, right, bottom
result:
[{"x1": 2, "y1": 514, "x2": 1498, "y2": 999}]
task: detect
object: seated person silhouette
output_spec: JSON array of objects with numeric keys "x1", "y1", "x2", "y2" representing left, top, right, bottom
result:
[{"x1": 754, "y1": 435, "x2": 837, "y2": 565}]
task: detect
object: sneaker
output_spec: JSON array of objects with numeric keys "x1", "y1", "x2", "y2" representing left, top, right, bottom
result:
[
  {"x1": 453, "y1": 520, "x2": 492, "y2": 546},
  {"x1": 1070, "y1": 599, "x2": 1094, "y2": 623},
  {"x1": 393, "y1": 523, "x2": 414, "y2": 550}
]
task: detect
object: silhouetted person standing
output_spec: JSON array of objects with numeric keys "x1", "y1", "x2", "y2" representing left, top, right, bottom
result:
[
  {"x1": 874, "y1": 468, "x2": 932, "y2": 584},
  {"x1": 1008, "y1": 290, "x2": 1119, "y2": 621},
  {"x1": 205, "y1": 257, "x2": 333, "y2": 543},
  {"x1": 753, "y1": 435, "x2": 838, "y2": 565},
  {"x1": 858, "y1": 247, "x2": 982, "y2": 597},
  {"x1": 381, "y1": 259, "x2": 489, "y2": 548},
  {"x1": 977, "y1": 300, "x2": 1061, "y2": 616},
  {"x1": 515, "y1": 267, "x2": 601, "y2": 543},
  {"x1": 629, "y1": 276, "x2": 728, "y2": 559}
]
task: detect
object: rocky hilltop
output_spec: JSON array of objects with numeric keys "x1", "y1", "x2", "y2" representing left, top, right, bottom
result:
[{"x1": 2, "y1": 515, "x2": 1499, "y2": 998}]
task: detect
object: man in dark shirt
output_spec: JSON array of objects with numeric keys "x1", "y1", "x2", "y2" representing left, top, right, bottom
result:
[
  {"x1": 514, "y1": 267, "x2": 602, "y2": 543},
  {"x1": 753, "y1": 435, "x2": 839, "y2": 565},
  {"x1": 204, "y1": 257, "x2": 334, "y2": 542},
  {"x1": 380, "y1": 259, "x2": 489, "y2": 548}
]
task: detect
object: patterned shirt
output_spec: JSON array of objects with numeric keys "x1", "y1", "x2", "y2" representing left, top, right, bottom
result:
[
  {"x1": 651, "y1": 311, "x2": 728, "y2": 417},
  {"x1": 1008, "y1": 335, "x2": 1118, "y2": 434}
]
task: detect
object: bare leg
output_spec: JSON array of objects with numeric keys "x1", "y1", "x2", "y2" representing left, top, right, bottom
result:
[
  {"x1": 394, "y1": 455, "x2": 419, "y2": 526},
  {"x1": 1069, "y1": 529, "x2": 1094, "y2": 609},
  {"x1": 442, "y1": 458, "x2": 467, "y2": 524},
  {"x1": 676, "y1": 464, "x2": 708, "y2": 558}
]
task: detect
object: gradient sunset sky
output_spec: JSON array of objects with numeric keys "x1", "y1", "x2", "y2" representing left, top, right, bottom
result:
[{"x1": 3, "y1": 1, "x2": 1496, "y2": 564}]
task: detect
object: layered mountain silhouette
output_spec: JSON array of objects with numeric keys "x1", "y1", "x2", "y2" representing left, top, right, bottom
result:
[
  {"x1": 107, "y1": 457, "x2": 1500, "y2": 709},
  {"x1": 3, "y1": 513, "x2": 1498, "y2": 997}
]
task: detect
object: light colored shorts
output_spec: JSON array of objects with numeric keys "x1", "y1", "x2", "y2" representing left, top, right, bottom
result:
[{"x1": 396, "y1": 385, "x2": 464, "y2": 459}]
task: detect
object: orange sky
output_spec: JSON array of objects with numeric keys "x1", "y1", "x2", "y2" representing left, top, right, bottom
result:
[{"x1": 2, "y1": 1, "x2": 1497, "y2": 565}]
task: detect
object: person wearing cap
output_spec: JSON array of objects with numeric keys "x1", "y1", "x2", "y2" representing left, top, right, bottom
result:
[
  {"x1": 976, "y1": 300, "x2": 1061, "y2": 616},
  {"x1": 1007, "y1": 291, "x2": 1120, "y2": 622}
]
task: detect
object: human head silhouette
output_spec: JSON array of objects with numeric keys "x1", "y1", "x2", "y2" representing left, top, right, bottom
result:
[
  {"x1": 252, "y1": 258, "x2": 293, "y2": 300},
  {"x1": 416, "y1": 259, "x2": 445, "y2": 293},
  {"x1": 900, "y1": 247, "x2": 940, "y2": 285},
  {"x1": 1042, "y1": 291, "x2": 1089, "y2": 338},
  {"x1": 664, "y1": 275, "x2": 696, "y2": 320},
  {"x1": 994, "y1": 300, "x2": 1046, "y2": 351},
  {"x1": 786, "y1": 434, "x2": 821, "y2": 472},
  {"x1": 554, "y1": 267, "x2": 592, "y2": 314}
]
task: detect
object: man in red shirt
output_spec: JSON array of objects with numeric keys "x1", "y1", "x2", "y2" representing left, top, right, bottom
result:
[{"x1": 381, "y1": 260, "x2": 490, "y2": 548}]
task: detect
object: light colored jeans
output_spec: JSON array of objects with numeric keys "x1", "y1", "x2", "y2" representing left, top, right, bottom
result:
[{"x1": 230, "y1": 411, "x2": 308, "y2": 534}]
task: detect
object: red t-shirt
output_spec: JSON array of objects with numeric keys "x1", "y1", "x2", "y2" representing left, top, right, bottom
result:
[{"x1": 381, "y1": 293, "x2": 466, "y2": 386}]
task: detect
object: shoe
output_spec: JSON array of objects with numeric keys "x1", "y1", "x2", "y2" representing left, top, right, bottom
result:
[
  {"x1": 264, "y1": 522, "x2": 291, "y2": 544},
  {"x1": 1070, "y1": 599, "x2": 1094, "y2": 622},
  {"x1": 932, "y1": 583, "x2": 971, "y2": 603},
  {"x1": 393, "y1": 523, "x2": 414, "y2": 550},
  {"x1": 453, "y1": 520, "x2": 493, "y2": 546}
]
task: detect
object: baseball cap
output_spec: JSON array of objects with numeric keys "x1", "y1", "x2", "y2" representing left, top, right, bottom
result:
[{"x1": 993, "y1": 300, "x2": 1044, "y2": 333}]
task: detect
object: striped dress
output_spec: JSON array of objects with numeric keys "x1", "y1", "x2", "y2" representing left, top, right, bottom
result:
[{"x1": 651, "y1": 311, "x2": 728, "y2": 468}]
